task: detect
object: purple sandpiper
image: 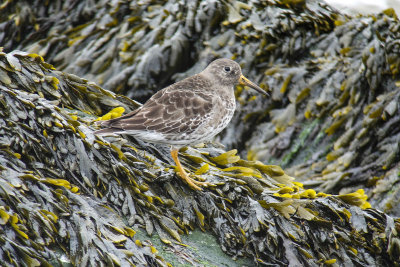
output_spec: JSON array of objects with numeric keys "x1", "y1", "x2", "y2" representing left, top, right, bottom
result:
[{"x1": 95, "y1": 58, "x2": 268, "y2": 190}]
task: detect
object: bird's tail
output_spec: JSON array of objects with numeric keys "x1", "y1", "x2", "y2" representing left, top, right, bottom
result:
[
  {"x1": 93, "y1": 127, "x2": 120, "y2": 136},
  {"x1": 93, "y1": 109, "x2": 140, "y2": 136}
]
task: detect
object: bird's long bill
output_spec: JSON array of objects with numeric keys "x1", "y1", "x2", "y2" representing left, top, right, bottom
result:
[{"x1": 239, "y1": 75, "x2": 269, "y2": 96}]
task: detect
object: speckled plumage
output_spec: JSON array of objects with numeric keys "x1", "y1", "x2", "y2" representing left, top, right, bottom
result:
[{"x1": 95, "y1": 58, "x2": 267, "y2": 190}]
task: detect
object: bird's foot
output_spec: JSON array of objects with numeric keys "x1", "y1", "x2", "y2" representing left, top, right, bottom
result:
[
  {"x1": 177, "y1": 171, "x2": 212, "y2": 191},
  {"x1": 171, "y1": 149, "x2": 212, "y2": 191}
]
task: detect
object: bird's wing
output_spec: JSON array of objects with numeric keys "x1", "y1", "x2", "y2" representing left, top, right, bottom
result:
[{"x1": 105, "y1": 88, "x2": 214, "y2": 135}]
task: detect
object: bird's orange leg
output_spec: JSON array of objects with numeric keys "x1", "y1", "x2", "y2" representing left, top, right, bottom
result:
[{"x1": 170, "y1": 149, "x2": 211, "y2": 190}]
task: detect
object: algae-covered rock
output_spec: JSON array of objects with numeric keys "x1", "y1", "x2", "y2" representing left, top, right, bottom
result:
[
  {"x1": 2, "y1": 1, "x2": 400, "y2": 216},
  {"x1": 1, "y1": 0, "x2": 400, "y2": 265},
  {"x1": 0, "y1": 50, "x2": 399, "y2": 266}
]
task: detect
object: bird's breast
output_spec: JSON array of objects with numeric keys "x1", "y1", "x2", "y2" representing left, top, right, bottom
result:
[
  {"x1": 214, "y1": 97, "x2": 236, "y2": 129},
  {"x1": 191, "y1": 91, "x2": 236, "y2": 141}
]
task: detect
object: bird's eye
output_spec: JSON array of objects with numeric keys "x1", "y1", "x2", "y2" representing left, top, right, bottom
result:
[{"x1": 224, "y1": 66, "x2": 231, "y2": 72}]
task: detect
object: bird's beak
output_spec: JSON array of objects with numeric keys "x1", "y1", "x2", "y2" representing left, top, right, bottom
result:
[{"x1": 239, "y1": 75, "x2": 269, "y2": 96}]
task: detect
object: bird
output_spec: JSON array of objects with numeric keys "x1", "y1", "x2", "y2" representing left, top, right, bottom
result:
[{"x1": 94, "y1": 58, "x2": 268, "y2": 190}]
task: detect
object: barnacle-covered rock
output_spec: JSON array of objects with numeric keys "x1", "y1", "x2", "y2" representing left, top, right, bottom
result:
[{"x1": 0, "y1": 50, "x2": 399, "y2": 265}]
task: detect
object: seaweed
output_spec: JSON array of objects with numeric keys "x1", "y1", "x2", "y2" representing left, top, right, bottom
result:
[
  {"x1": 0, "y1": 51, "x2": 398, "y2": 265},
  {"x1": 1, "y1": 0, "x2": 400, "y2": 265}
]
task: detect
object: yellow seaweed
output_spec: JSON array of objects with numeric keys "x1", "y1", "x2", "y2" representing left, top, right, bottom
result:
[
  {"x1": 96, "y1": 107, "x2": 126, "y2": 121},
  {"x1": 338, "y1": 189, "x2": 371, "y2": 209},
  {"x1": 210, "y1": 149, "x2": 240, "y2": 165},
  {"x1": 194, "y1": 164, "x2": 209, "y2": 175}
]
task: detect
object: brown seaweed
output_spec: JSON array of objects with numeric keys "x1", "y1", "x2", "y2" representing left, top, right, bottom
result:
[
  {"x1": 1, "y1": 0, "x2": 400, "y2": 265},
  {"x1": 0, "y1": 50, "x2": 398, "y2": 266}
]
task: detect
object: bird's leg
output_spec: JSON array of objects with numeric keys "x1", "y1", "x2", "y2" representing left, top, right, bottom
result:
[{"x1": 170, "y1": 149, "x2": 211, "y2": 190}]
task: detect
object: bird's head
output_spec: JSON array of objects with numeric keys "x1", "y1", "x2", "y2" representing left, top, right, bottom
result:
[{"x1": 202, "y1": 58, "x2": 268, "y2": 96}]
